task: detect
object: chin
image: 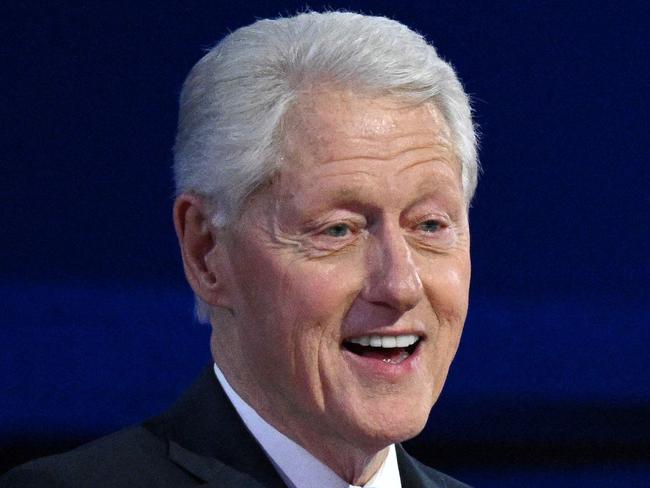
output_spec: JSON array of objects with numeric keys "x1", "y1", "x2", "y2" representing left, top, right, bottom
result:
[{"x1": 346, "y1": 401, "x2": 433, "y2": 451}]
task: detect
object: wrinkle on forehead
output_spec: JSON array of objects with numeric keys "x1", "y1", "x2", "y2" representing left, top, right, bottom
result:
[
  {"x1": 395, "y1": 155, "x2": 457, "y2": 177},
  {"x1": 281, "y1": 89, "x2": 456, "y2": 169}
]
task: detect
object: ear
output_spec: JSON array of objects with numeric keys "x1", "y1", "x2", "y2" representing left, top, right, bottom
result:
[{"x1": 173, "y1": 193, "x2": 233, "y2": 312}]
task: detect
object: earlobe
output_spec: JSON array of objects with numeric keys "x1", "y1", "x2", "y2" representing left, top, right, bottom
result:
[{"x1": 173, "y1": 193, "x2": 233, "y2": 311}]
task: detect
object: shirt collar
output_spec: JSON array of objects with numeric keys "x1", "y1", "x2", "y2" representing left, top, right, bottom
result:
[{"x1": 213, "y1": 363, "x2": 401, "y2": 488}]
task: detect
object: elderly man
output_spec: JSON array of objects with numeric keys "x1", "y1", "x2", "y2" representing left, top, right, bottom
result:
[{"x1": 2, "y1": 11, "x2": 477, "y2": 488}]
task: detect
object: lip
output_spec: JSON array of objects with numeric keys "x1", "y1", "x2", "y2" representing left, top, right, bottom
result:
[{"x1": 341, "y1": 337, "x2": 424, "y2": 380}]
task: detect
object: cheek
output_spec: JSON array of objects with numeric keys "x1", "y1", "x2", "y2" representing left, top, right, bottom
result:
[
  {"x1": 423, "y1": 257, "x2": 470, "y2": 321},
  {"x1": 282, "y1": 261, "x2": 364, "y2": 326},
  {"x1": 233, "y1": 246, "x2": 363, "y2": 341},
  {"x1": 419, "y1": 264, "x2": 469, "y2": 388},
  {"x1": 420, "y1": 256, "x2": 470, "y2": 369}
]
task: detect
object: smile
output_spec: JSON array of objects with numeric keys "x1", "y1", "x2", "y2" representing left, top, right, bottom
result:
[{"x1": 343, "y1": 334, "x2": 422, "y2": 365}]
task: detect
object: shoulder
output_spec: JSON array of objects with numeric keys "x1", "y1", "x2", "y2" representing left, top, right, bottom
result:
[{"x1": 1, "y1": 425, "x2": 189, "y2": 488}]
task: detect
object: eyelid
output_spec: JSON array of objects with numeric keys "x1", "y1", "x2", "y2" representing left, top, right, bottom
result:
[
  {"x1": 322, "y1": 222, "x2": 352, "y2": 237},
  {"x1": 318, "y1": 220, "x2": 364, "y2": 239},
  {"x1": 308, "y1": 213, "x2": 366, "y2": 233},
  {"x1": 409, "y1": 215, "x2": 455, "y2": 248},
  {"x1": 412, "y1": 212, "x2": 450, "y2": 228},
  {"x1": 417, "y1": 219, "x2": 443, "y2": 232}
]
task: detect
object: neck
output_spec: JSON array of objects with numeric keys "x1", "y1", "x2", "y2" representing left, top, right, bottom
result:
[
  {"x1": 212, "y1": 344, "x2": 390, "y2": 485},
  {"x1": 307, "y1": 442, "x2": 389, "y2": 485}
]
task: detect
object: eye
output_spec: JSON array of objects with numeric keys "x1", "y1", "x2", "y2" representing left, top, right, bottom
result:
[
  {"x1": 418, "y1": 220, "x2": 442, "y2": 233},
  {"x1": 324, "y1": 223, "x2": 351, "y2": 238}
]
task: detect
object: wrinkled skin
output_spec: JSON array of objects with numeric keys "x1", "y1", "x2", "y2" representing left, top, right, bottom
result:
[{"x1": 176, "y1": 88, "x2": 471, "y2": 484}]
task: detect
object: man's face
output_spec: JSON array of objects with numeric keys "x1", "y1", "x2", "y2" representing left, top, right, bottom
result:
[{"x1": 214, "y1": 89, "x2": 470, "y2": 453}]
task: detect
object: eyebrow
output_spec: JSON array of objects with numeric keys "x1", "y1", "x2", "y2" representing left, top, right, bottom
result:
[{"x1": 293, "y1": 178, "x2": 462, "y2": 220}]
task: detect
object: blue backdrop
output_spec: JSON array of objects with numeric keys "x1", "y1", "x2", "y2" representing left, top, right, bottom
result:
[{"x1": 2, "y1": 1, "x2": 649, "y2": 486}]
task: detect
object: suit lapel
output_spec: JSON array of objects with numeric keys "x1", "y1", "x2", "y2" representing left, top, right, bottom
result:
[
  {"x1": 396, "y1": 444, "x2": 439, "y2": 488},
  {"x1": 168, "y1": 441, "x2": 272, "y2": 487},
  {"x1": 146, "y1": 365, "x2": 457, "y2": 488},
  {"x1": 144, "y1": 365, "x2": 286, "y2": 487},
  {"x1": 167, "y1": 441, "x2": 221, "y2": 481}
]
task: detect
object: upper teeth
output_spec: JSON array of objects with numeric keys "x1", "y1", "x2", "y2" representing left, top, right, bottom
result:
[{"x1": 347, "y1": 334, "x2": 419, "y2": 348}]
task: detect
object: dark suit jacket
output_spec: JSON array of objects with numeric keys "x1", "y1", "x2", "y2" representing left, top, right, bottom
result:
[{"x1": 1, "y1": 366, "x2": 470, "y2": 487}]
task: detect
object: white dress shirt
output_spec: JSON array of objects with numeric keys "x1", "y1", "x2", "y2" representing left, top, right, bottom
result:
[{"x1": 213, "y1": 363, "x2": 402, "y2": 488}]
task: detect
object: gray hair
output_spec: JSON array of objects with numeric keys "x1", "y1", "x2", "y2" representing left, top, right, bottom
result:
[{"x1": 173, "y1": 11, "x2": 479, "y2": 323}]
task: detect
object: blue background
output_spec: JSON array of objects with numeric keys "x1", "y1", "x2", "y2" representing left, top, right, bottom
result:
[{"x1": 2, "y1": 1, "x2": 649, "y2": 485}]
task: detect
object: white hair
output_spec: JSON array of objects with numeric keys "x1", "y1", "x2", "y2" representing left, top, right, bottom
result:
[{"x1": 173, "y1": 11, "x2": 479, "y2": 323}]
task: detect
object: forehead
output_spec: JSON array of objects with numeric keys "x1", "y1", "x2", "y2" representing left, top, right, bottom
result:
[
  {"x1": 273, "y1": 89, "x2": 460, "y2": 199},
  {"x1": 281, "y1": 88, "x2": 456, "y2": 170}
]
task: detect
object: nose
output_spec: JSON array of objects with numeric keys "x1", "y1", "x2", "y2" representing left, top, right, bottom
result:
[{"x1": 361, "y1": 223, "x2": 423, "y2": 313}]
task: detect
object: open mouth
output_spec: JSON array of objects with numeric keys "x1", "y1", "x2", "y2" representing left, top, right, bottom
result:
[{"x1": 343, "y1": 334, "x2": 421, "y2": 365}]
